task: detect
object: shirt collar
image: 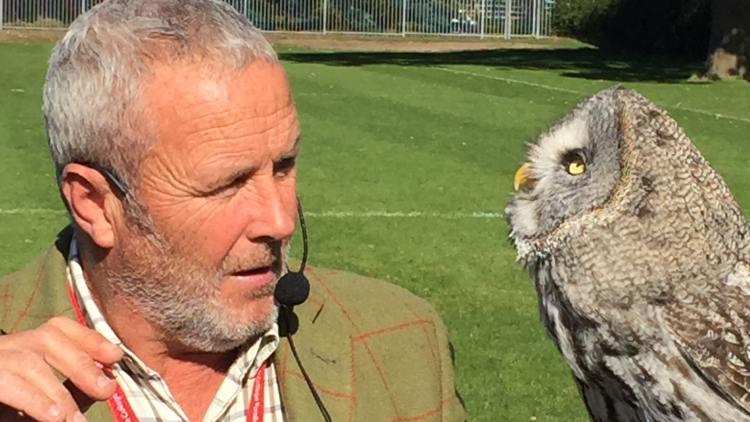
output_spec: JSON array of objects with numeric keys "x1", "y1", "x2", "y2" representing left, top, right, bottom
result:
[{"x1": 65, "y1": 234, "x2": 279, "y2": 380}]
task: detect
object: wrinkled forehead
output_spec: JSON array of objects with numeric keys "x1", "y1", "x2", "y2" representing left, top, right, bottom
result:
[
  {"x1": 140, "y1": 59, "x2": 299, "y2": 151},
  {"x1": 145, "y1": 58, "x2": 293, "y2": 114}
]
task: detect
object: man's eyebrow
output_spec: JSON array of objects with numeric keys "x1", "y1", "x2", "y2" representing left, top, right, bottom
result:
[{"x1": 278, "y1": 135, "x2": 301, "y2": 160}]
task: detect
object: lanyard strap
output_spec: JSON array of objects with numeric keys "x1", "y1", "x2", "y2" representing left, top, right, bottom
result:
[{"x1": 66, "y1": 281, "x2": 266, "y2": 422}]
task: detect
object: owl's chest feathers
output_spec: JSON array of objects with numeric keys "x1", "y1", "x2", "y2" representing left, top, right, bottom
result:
[
  {"x1": 539, "y1": 201, "x2": 750, "y2": 306},
  {"x1": 530, "y1": 228, "x2": 729, "y2": 355},
  {"x1": 531, "y1": 253, "x2": 750, "y2": 422}
]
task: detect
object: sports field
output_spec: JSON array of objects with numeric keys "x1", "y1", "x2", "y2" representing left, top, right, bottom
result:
[{"x1": 2, "y1": 34, "x2": 750, "y2": 421}]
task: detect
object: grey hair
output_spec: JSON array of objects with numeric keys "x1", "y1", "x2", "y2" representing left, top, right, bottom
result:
[{"x1": 43, "y1": 0, "x2": 279, "y2": 201}]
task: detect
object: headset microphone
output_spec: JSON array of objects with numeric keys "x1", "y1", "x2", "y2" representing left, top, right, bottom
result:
[
  {"x1": 274, "y1": 197, "x2": 311, "y2": 307},
  {"x1": 274, "y1": 271, "x2": 309, "y2": 307},
  {"x1": 274, "y1": 197, "x2": 333, "y2": 422}
]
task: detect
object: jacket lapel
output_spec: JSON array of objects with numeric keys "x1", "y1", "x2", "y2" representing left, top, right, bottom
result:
[{"x1": 274, "y1": 269, "x2": 354, "y2": 421}]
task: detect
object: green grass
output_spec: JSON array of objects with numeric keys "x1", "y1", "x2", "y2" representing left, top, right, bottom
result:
[{"x1": 2, "y1": 40, "x2": 750, "y2": 422}]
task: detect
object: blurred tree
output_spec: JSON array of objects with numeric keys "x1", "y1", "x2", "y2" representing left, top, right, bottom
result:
[
  {"x1": 551, "y1": 0, "x2": 711, "y2": 59},
  {"x1": 703, "y1": 0, "x2": 750, "y2": 80}
]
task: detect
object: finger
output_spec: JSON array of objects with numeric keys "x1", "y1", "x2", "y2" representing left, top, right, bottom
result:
[
  {"x1": 64, "y1": 379, "x2": 96, "y2": 414},
  {"x1": 1, "y1": 350, "x2": 84, "y2": 422},
  {"x1": 0, "y1": 336, "x2": 86, "y2": 422},
  {"x1": 45, "y1": 317, "x2": 123, "y2": 365},
  {"x1": 0, "y1": 369, "x2": 67, "y2": 422},
  {"x1": 27, "y1": 324, "x2": 118, "y2": 401}
]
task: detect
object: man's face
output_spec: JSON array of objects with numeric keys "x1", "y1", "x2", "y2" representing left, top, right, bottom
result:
[{"x1": 109, "y1": 59, "x2": 300, "y2": 352}]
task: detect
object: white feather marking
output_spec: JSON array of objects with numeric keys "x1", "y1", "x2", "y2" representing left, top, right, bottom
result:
[
  {"x1": 530, "y1": 118, "x2": 590, "y2": 190},
  {"x1": 546, "y1": 301, "x2": 586, "y2": 379},
  {"x1": 511, "y1": 199, "x2": 540, "y2": 240},
  {"x1": 725, "y1": 262, "x2": 750, "y2": 296}
]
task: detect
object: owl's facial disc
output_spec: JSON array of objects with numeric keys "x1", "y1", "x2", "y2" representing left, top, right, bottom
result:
[{"x1": 506, "y1": 85, "x2": 624, "y2": 259}]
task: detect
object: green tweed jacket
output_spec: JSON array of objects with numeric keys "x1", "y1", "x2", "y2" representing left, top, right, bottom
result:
[{"x1": 0, "y1": 227, "x2": 466, "y2": 422}]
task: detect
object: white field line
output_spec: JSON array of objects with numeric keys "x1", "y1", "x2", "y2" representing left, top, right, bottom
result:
[
  {"x1": 305, "y1": 211, "x2": 503, "y2": 219},
  {"x1": 437, "y1": 67, "x2": 581, "y2": 94},
  {"x1": 434, "y1": 67, "x2": 750, "y2": 125},
  {"x1": 0, "y1": 208, "x2": 504, "y2": 219},
  {"x1": 0, "y1": 208, "x2": 66, "y2": 215},
  {"x1": 293, "y1": 93, "x2": 351, "y2": 97}
]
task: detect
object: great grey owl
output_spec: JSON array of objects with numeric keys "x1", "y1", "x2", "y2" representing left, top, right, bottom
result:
[{"x1": 505, "y1": 85, "x2": 750, "y2": 422}]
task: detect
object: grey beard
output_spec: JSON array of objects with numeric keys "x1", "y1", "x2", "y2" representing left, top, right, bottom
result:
[
  {"x1": 105, "y1": 261, "x2": 278, "y2": 353},
  {"x1": 119, "y1": 272, "x2": 278, "y2": 352},
  {"x1": 104, "y1": 226, "x2": 288, "y2": 353}
]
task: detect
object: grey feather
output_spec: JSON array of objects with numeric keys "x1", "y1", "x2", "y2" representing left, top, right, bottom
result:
[{"x1": 506, "y1": 85, "x2": 750, "y2": 422}]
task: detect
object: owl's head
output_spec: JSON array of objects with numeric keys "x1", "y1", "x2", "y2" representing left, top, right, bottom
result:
[{"x1": 505, "y1": 85, "x2": 628, "y2": 259}]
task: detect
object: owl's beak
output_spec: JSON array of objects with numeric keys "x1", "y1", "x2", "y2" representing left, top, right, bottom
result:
[{"x1": 514, "y1": 162, "x2": 536, "y2": 191}]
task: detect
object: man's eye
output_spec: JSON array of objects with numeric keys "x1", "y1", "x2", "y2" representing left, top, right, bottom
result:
[
  {"x1": 204, "y1": 173, "x2": 250, "y2": 197},
  {"x1": 226, "y1": 174, "x2": 250, "y2": 189},
  {"x1": 274, "y1": 158, "x2": 296, "y2": 175}
]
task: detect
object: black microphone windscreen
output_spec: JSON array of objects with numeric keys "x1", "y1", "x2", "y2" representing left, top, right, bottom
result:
[{"x1": 274, "y1": 272, "x2": 310, "y2": 307}]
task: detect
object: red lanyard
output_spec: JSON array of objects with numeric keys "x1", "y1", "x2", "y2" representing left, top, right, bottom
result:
[{"x1": 66, "y1": 281, "x2": 266, "y2": 422}]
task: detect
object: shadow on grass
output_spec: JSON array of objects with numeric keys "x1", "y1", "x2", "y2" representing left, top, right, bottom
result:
[{"x1": 280, "y1": 47, "x2": 703, "y2": 84}]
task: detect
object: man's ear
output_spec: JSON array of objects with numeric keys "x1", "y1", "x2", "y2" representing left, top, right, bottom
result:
[{"x1": 60, "y1": 163, "x2": 120, "y2": 249}]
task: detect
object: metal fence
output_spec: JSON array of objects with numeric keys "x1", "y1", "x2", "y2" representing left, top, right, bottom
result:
[{"x1": 0, "y1": 0, "x2": 553, "y2": 38}]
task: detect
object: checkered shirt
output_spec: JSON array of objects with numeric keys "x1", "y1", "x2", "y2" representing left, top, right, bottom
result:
[{"x1": 65, "y1": 236, "x2": 285, "y2": 422}]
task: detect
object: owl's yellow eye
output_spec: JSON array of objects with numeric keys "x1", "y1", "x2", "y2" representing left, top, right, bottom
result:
[{"x1": 567, "y1": 158, "x2": 586, "y2": 175}]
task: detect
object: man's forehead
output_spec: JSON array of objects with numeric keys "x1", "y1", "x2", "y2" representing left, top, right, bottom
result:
[
  {"x1": 145, "y1": 59, "x2": 291, "y2": 102},
  {"x1": 142, "y1": 60, "x2": 296, "y2": 133},
  {"x1": 195, "y1": 79, "x2": 230, "y2": 104},
  {"x1": 137, "y1": 59, "x2": 299, "y2": 165}
]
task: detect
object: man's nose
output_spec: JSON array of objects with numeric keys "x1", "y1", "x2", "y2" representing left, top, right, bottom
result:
[{"x1": 245, "y1": 180, "x2": 297, "y2": 242}]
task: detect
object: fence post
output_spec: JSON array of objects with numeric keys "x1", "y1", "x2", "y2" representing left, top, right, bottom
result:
[
  {"x1": 322, "y1": 0, "x2": 327, "y2": 34},
  {"x1": 0, "y1": 0, "x2": 4, "y2": 30},
  {"x1": 401, "y1": 0, "x2": 406, "y2": 37},
  {"x1": 532, "y1": 0, "x2": 537, "y2": 38},
  {"x1": 81, "y1": 0, "x2": 86, "y2": 15},
  {"x1": 479, "y1": 0, "x2": 485, "y2": 39},
  {"x1": 503, "y1": 0, "x2": 511, "y2": 39}
]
